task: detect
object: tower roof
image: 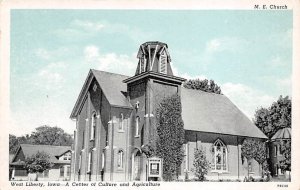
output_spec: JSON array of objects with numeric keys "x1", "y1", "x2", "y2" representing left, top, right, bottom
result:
[{"x1": 271, "y1": 128, "x2": 291, "y2": 140}]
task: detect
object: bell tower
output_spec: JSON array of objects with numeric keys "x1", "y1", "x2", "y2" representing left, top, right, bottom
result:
[
  {"x1": 135, "y1": 41, "x2": 174, "y2": 76},
  {"x1": 123, "y1": 41, "x2": 185, "y2": 180}
]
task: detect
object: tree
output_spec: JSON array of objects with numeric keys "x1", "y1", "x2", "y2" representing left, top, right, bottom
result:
[
  {"x1": 193, "y1": 148, "x2": 209, "y2": 181},
  {"x1": 9, "y1": 134, "x2": 19, "y2": 154},
  {"x1": 183, "y1": 79, "x2": 222, "y2": 94},
  {"x1": 29, "y1": 125, "x2": 73, "y2": 146},
  {"x1": 241, "y1": 138, "x2": 267, "y2": 177},
  {"x1": 279, "y1": 139, "x2": 291, "y2": 172},
  {"x1": 25, "y1": 151, "x2": 53, "y2": 180},
  {"x1": 254, "y1": 96, "x2": 291, "y2": 138},
  {"x1": 156, "y1": 94, "x2": 185, "y2": 181}
]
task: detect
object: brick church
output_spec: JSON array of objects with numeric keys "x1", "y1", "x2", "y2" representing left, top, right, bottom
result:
[{"x1": 70, "y1": 41, "x2": 267, "y2": 181}]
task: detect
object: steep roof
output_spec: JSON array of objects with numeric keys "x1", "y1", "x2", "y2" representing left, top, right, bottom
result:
[
  {"x1": 70, "y1": 70, "x2": 132, "y2": 118},
  {"x1": 181, "y1": 88, "x2": 267, "y2": 139},
  {"x1": 11, "y1": 144, "x2": 71, "y2": 164},
  {"x1": 271, "y1": 128, "x2": 291, "y2": 140},
  {"x1": 91, "y1": 70, "x2": 132, "y2": 108}
]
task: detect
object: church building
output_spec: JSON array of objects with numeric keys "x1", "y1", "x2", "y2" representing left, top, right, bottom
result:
[{"x1": 70, "y1": 41, "x2": 267, "y2": 181}]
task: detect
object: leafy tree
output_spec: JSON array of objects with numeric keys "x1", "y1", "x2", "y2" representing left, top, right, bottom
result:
[
  {"x1": 29, "y1": 125, "x2": 73, "y2": 146},
  {"x1": 279, "y1": 140, "x2": 291, "y2": 172},
  {"x1": 193, "y1": 148, "x2": 209, "y2": 181},
  {"x1": 9, "y1": 126, "x2": 73, "y2": 154},
  {"x1": 183, "y1": 79, "x2": 222, "y2": 94},
  {"x1": 241, "y1": 138, "x2": 267, "y2": 177},
  {"x1": 156, "y1": 94, "x2": 185, "y2": 181},
  {"x1": 25, "y1": 151, "x2": 53, "y2": 174},
  {"x1": 9, "y1": 134, "x2": 19, "y2": 154},
  {"x1": 254, "y1": 96, "x2": 291, "y2": 138}
]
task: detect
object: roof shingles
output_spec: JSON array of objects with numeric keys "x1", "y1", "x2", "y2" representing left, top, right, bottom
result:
[
  {"x1": 13, "y1": 144, "x2": 71, "y2": 164},
  {"x1": 181, "y1": 88, "x2": 267, "y2": 139}
]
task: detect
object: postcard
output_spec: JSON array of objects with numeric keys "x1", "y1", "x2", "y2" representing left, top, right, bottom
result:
[{"x1": 0, "y1": 0, "x2": 299, "y2": 189}]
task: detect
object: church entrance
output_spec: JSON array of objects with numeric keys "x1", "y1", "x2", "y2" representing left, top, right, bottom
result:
[{"x1": 132, "y1": 149, "x2": 142, "y2": 181}]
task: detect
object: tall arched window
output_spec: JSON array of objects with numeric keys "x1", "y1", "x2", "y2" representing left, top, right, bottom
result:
[
  {"x1": 117, "y1": 150, "x2": 124, "y2": 169},
  {"x1": 90, "y1": 113, "x2": 96, "y2": 141},
  {"x1": 212, "y1": 139, "x2": 227, "y2": 172},
  {"x1": 135, "y1": 117, "x2": 140, "y2": 137}
]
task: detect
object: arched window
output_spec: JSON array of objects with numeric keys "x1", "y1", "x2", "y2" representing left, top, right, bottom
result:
[
  {"x1": 135, "y1": 117, "x2": 140, "y2": 137},
  {"x1": 90, "y1": 113, "x2": 96, "y2": 140},
  {"x1": 119, "y1": 113, "x2": 124, "y2": 131},
  {"x1": 212, "y1": 139, "x2": 227, "y2": 172},
  {"x1": 117, "y1": 150, "x2": 124, "y2": 169}
]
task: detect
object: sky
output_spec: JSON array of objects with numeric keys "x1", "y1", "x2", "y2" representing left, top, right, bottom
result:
[{"x1": 10, "y1": 10, "x2": 292, "y2": 136}]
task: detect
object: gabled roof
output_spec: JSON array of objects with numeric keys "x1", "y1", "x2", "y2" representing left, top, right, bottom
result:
[
  {"x1": 271, "y1": 128, "x2": 291, "y2": 140},
  {"x1": 181, "y1": 88, "x2": 267, "y2": 139},
  {"x1": 91, "y1": 70, "x2": 132, "y2": 108},
  {"x1": 70, "y1": 70, "x2": 132, "y2": 118},
  {"x1": 11, "y1": 144, "x2": 71, "y2": 164}
]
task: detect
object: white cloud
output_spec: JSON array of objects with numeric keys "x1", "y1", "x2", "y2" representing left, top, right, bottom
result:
[
  {"x1": 204, "y1": 37, "x2": 247, "y2": 54},
  {"x1": 84, "y1": 45, "x2": 137, "y2": 76},
  {"x1": 35, "y1": 62, "x2": 67, "y2": 91},
  {"x1": 171, "y1": 62, "x2": 206, "y2": 80},
  {"x1": 34, "y1": 47, "x2": 71, "y2": 60},
  {"x1": 267, "y1": 56, "x2": 287, "y2": 67},
  {"x1": 10, "y1": 100, "x2": 74, "y2": 136},
  {"x1": 71, "y1": 19, "x2": 105, "y2": 32},
  {"x1": 222, "y1": 82, "x2": 276, "y2": 119},
  {"x1": 54, "y1": 19, "x2": 158, "y2": 43},
  {"x1": 35, "y1": 48, "x2": 50, "y2": 60}
]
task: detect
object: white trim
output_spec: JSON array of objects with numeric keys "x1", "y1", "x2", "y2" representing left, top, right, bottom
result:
[
  {"x1": 148, "y1": 45, "x2": 152, "y2": 71},
  {"x1": 150, "y1": 44, "x2": 158, "y2": 71}
]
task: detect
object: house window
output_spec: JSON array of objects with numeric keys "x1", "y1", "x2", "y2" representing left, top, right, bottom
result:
[
  {"x1": 44, "y1": 170, "x2": 49, "y2": 178},
  {"x1": 63, "y1": 152, "x2": 71, "y2": 160},
  {"x1": 159, "y1": 50, "x2": 167, "y2": 74},
  {"x1": 66, "y1": 166, "x2": 71, "y2": 177},
  {"x1": 90, "y1": 113, "x2": 97, "y2": 141},
  {"x1": 119, "y1": 113, "x2": 124, "y2": 131},
  {"x1": 135, "y1": 116, "x2": 140, "y2": 137},
  {"x1": 60, "y1": 166, "x2": 64, "y2": 177},
  {"x1": 117, "y1": 150, "x2": 124, "y2": 169},
  {"x1": 274, "y1": 145, "x2": 278, "y2": 157},
  {"x1": 212, "y1": 139, "x2": 227, "y2": 172},
  {"x1": 15, "y1": 169, "x2": 27, "y2": 176}
]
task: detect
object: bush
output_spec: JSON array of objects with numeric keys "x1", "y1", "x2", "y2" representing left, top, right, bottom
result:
[
  {"x1": 193, "y1": 148, "x2": 209, "y2": 181},
  {"x1": 25, "y1": 151, "x2": 53, "y2": 173}
]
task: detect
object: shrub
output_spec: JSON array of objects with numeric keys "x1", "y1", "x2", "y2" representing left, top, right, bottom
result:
[{"x1": 193, "y1": 148, "x2": 209, "y2": 181}]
